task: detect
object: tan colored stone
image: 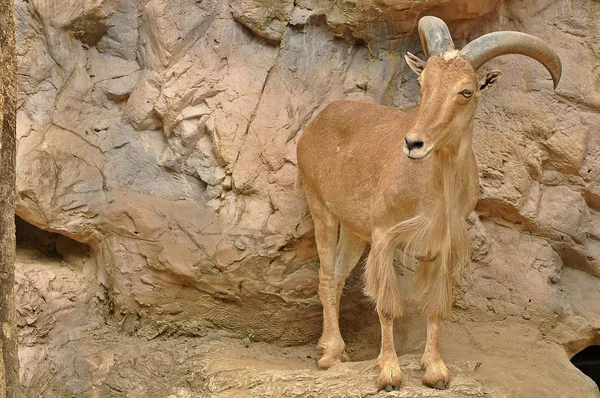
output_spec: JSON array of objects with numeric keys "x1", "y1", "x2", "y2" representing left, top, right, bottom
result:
[
  {"x1": 229, "y1": 0, "x2": 294, "y2": 42},
  {"x1": 13, "y1": 1, "x2": 600, "y2": 390}
]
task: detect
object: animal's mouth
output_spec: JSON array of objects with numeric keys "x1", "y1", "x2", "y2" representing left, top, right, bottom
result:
[{"x1": 404, "y1": 145, "x2": 434, "y2": 160}]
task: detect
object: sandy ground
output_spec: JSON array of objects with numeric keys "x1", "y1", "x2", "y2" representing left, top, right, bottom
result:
[{"x1": 14, "y1": 245, "x2": 599, "y2": 397}]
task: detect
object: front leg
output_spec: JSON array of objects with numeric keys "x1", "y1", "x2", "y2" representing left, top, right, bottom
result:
[
  {"x1": 376, "y1": 310, "x2": 403, "y2": 391},
  {"x1": 420, "y1": 316, "x2": 450, "y2": 389},
  {"x1": 365, "y1": 232, "x2": 405, "y2": 390}
]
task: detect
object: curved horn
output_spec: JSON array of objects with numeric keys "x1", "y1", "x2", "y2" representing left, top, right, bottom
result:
[
  {"x1": 459, "y1": 31, "x2": 562, "y2": 89},
  {"x1": 418, "y1": 16, "x2": 455, "y2": 58}
]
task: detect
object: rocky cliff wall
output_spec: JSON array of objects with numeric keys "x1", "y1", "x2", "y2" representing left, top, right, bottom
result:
[{"x1": 15, "y1": 0, "x2": 600, "y2": 353}]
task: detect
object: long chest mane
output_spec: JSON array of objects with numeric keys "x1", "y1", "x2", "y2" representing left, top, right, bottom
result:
[{"x1": 385, "y1": 151, "x2": 473, "y2": 266}]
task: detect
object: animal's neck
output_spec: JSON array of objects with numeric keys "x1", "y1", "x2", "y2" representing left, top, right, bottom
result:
[
  {"x1": 434, "y1": 130, "x2": 472, "y2": 164},
  {"x1": 430, "y1": 119, "x2": 475, "y2": 215}
]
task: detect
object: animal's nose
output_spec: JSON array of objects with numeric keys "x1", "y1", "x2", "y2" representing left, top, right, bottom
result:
[{"x1": 404, "y1": 136, "x2": 424, "y2": 151}]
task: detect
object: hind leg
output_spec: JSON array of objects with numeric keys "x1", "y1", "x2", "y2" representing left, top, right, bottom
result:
[
  {"x1": 326, "y1": 225, "x2": 367, "y2": 362},
  {"x1": 305, "y1": 194, "x2": 342, "y2": 368},
  {"x1": 334, "y1": 225, "x2": 367, "y2": 318},
  {"x1": 315, "y1": 223, "x2": 366, "y2": 368}
]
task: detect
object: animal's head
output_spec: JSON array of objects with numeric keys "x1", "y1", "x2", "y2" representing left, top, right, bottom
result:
[{"x1": 403, "y1": 16, "x2": 562, "y2": 160}]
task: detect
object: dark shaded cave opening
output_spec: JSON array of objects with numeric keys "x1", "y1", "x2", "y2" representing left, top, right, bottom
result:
[
  {"x1": 15, "y1": 216, "x2": 91, "y2": 266},
  {"x1": 571, "y1": 345, "x2": 600, "y2": 389}
]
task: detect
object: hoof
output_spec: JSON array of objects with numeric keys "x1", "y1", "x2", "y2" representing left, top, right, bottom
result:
[
  {"x1": 317, "y1": 348, "x2": 349, "y2": 369},
  {"x1": 317, "y1": 337, "x2": 347, "y2": 369},
  {"x1": 317, "y1": 355, "x2": 341, "y2": 369},
  {"x1": 341, "y1": 350, "x2": 350, "y2": 362},
  {"x1": 377, "y1": 363, "x2": 403, "y2": 391},
  {"x1": 433, "y1": 379, "x2": 448, "y2": 390},
  {"x1": 383, "y1": 383, "x2": 401, "y2": 392},
  {"x1": 422, "y1": 360, "x2": 450, "y2": 389}
]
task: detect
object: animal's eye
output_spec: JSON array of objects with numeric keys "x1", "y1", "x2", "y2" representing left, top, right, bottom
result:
[{"x1": 461, "y1": 89, "x2": 473, "y2": 98}]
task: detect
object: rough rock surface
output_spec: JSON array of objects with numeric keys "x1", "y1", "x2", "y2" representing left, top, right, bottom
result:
[
  {"x1": 15, "y1": 244, "x2": 599, "y2": 397},
  {"x1": 13, "y1": 0, "x2": 600, "y2": 394}
]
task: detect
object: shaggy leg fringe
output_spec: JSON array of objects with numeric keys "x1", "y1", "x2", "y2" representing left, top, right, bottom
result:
[{"x1": 364, "y1": 241, "x2": 404, "y2": 319}]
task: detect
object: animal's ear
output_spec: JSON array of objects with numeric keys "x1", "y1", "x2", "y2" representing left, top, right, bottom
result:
[
  {"x1": 478, "y1": 70, "x2": 502, "y2": 94},
  {"x1": 405, "y1": 52, "x2": 426, "y2": 75}
]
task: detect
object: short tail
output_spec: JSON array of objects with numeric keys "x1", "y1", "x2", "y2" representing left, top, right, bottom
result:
[{"x1": 295, "y1": 173, "x2": 304, "y2": 193}]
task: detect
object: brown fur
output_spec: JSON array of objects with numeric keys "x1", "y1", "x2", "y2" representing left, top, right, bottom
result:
[
  {"x1": 296, "y1": 17, "x2": 561, "y2": 387},
  {"x1": 296, "y1": 56, "x2": 489, "y2": 389},
  {"x1": 298, "y1": 57, "x2": 480, "y2": 316}
]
